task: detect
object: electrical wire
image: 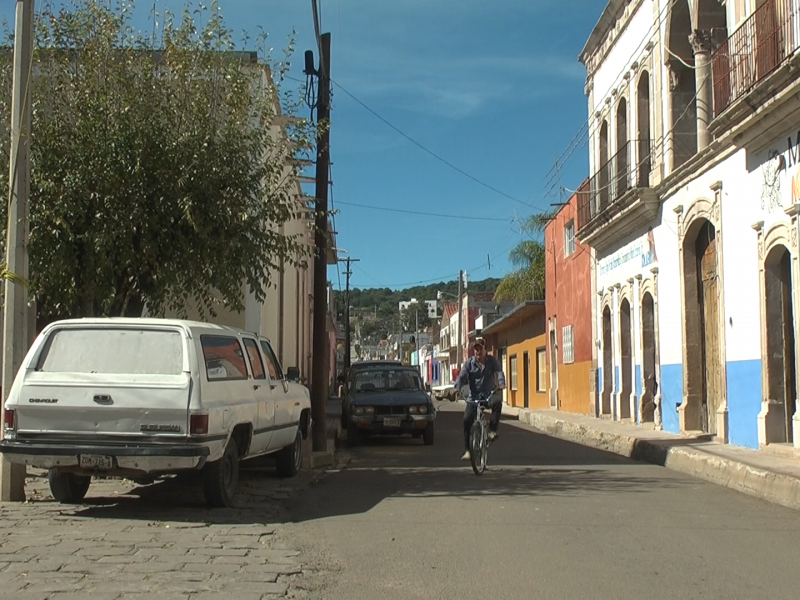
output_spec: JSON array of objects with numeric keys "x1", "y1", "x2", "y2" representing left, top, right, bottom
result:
[
  {"x1": 334, "y1": 200, "x2": 513, "y2": 222},
  {"x1": 329, "y1": 77, "x2": 539, "y2": 210}
]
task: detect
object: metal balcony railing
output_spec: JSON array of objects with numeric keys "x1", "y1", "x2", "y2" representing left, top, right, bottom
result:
[
  {"x1": 577, "y1": 139, "x2": 652, "y2": 231},
  {"x1": 712, "y1": 0, "x2": 800, "y2": 116}
]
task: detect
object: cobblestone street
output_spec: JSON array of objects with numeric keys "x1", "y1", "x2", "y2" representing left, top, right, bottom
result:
[{"x1": 0, "y1": 462, "x2": 328, "y2": 599}]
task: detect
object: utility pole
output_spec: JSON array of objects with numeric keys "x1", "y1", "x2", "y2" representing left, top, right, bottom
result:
[
  {"x1": 1, "y1": 0, "x2": 33, "y2": 502},
  {"x1": 338, "y1": 256, "x2": 359, "y2": 372},
  {"x1": 456, "y1": 270, "x2": 463, "y2": 368},
  {"x1": 308, "y1": 32, "x2": 331, "y2": 453}
]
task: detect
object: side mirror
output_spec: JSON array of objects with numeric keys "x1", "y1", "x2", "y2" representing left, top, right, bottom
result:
[{"x1": 286, "y1": 367, "x2": 300, "y2": 382}]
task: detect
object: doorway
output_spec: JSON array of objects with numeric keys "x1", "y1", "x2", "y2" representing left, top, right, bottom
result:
[
  {"x1": 523, "y1": 351, "x2": 530, "y2": 409},
  {"x1": 619, "y1": 298, "x2": 632, "y2": 420},
  {"x1": 765, "y1": 245, "x2": 797, "y2": 443},
  {"x1": 637, "y1": 71, "x2": 651, "y2": 187},
  {"x1": 602, "y1": 305, "x2": 613, "y2": 415},
  {"x1": 641, "y1": 292, "x2": 657, "y2": 423},
  {"x1": 683, "y1": 219, "x2": 722, "y2": 434},
  {"x1": 549, "y1": 327, "x2": 558, "y2": 408}
]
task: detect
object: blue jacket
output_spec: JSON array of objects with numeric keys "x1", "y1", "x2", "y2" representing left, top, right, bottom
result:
[{"x1": 454, "y1": 355, "x2": 503, "y2": 400}]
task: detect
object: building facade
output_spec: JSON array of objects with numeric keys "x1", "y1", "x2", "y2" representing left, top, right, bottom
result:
[
  {"x1": 481, "y1": 302, "x2": 548, "y2": 409},
  {"x1": 578, "y1": 0, "x2": 800, "y2": 449},
  {"x1": 544, "y1": 183, "x2": 594, "y2": 414}
]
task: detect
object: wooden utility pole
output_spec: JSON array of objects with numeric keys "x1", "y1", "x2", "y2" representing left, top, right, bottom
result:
[
  {"x1": 338, "y1": 256, "x2": 359, "y2": 373},
  {"x1": 456, "y1": 270, "x2": 463, "y2": 368},
  {"x1": 1, "y1": 0, "x2": 33, "y2": 502},
  {"x1": 310, "y1": 32, "x2": 331, "y2": 453}
]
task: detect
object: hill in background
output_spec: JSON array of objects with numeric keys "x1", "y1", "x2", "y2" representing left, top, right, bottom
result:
[{"x1": 333, "y1": 277, "x2": 501, "y2": 340}]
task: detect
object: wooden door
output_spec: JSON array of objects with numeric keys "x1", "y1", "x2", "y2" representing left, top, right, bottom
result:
[{"x1": 699, "y1": 224, "x2": 721, "y2": 435}]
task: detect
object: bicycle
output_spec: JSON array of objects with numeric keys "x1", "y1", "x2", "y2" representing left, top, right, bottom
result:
[{"x1": 460, "y1": 386, "x2": 502, "y2": 476}]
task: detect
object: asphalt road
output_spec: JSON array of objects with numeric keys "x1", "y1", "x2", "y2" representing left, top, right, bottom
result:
[{"x1": 283, "y1": 401, "x2": 800, "y2": 600}]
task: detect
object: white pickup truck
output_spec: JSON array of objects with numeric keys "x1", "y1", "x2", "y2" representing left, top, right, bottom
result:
[{"x1": 0, "y1": 318, "x2": 311, "y2": 507}]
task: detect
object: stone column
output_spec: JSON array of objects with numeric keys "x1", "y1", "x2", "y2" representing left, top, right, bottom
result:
[{"x1": 690, "y1": 29, "x2": 715, "y2": 152}]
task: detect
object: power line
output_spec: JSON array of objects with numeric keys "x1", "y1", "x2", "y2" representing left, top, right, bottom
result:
[
  {"x1": 329, "y1": 77, "x2": 539, "y2": 210},
  {"x1": 335, "y1": 200, "x2": 512, "y2": 222}
]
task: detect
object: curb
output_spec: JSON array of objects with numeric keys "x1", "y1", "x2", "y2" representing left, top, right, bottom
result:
[{"x1": 513, "y1": 409, "x2": 800, "y2": 511}]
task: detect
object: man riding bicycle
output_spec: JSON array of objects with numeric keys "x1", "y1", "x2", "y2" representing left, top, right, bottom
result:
[{"x1": 453, "y1": 336, "x2": 505, "y2": 460}]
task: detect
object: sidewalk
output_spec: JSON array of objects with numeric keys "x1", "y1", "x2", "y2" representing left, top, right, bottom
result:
[{"x1": 502, "y1": 405, "x2": 800, "y2": 511}]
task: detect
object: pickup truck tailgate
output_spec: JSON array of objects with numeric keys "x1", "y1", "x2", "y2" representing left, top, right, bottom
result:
[
  {"x1": 13, "y1": 326, "x2": 192, "y2": 441},
  {"x1": 16, "y1": 374, "x2": 192, "y2": 439}
]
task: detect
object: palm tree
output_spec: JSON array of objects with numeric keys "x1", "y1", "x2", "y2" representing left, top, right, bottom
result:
[{"x1": 494, "y1": 211, "x2": 553, "y2": 303}]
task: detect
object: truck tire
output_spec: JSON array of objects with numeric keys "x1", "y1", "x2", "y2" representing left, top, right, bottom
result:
[
  {"x1": 203, "y1": 437, "x2": 239, "y2": 507},
  {"x1": 277, "y1": 430, "x2": 302, "y2": 478},
  {"x1": 48, "y1": 470, "x2": 91, "y2": 503}
]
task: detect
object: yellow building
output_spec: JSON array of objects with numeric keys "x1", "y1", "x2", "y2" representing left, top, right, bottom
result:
[{"x1": 480, "y1": 302, "x2": 549, "y2": 409}]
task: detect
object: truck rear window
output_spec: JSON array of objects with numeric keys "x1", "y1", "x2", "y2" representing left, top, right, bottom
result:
[{"x1": 37, "y1": 328, "x2": 184, "y2": 375}]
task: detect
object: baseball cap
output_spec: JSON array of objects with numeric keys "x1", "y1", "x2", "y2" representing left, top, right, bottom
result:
[{"x1": 473, "y1": 337, "x2": 486, "y2": 348}]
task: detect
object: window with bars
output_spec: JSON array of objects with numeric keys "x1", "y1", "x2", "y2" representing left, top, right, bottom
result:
[
  {"x1": 564, "y1": 220, "x2": 575, "y2": 257},
  {"x1": 562, "y1": 325, "x2": 574, "y2": 364},
  {"x1": 536, "y1": 347, "x2": 546, "y2": 392},
  {"x1": 509, "y1": 354, "x2": 518, "y2": 390}
]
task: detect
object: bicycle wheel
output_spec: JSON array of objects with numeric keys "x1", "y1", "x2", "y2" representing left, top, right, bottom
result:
[{"x1": 469, "y1": 420, "x2": 486, "y2": 475}]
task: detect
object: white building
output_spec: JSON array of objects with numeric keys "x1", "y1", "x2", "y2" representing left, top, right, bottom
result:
[
  {"x1": 398, "y1": 299, "x2": 438, "y2": 319},
  {"x1": 579, "y1": 0, "x2": 800, "y2": 449}
]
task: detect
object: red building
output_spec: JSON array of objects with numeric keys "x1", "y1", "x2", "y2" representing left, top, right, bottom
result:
[{"x1": 544, "y1": 181, "x2": 594, "y2": 414}]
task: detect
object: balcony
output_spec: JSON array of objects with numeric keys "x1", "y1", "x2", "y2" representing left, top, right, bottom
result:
[
  {"x1": 577, "y1": 139, "x2": 659, "y2": 251},
  {"x1": 711, "y1": 0, "x2": 800, "y2": 138}
]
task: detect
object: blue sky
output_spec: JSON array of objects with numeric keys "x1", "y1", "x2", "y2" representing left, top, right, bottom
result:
[{"x1": 2, "y1": 0, "x2": 602, "y2": 291}]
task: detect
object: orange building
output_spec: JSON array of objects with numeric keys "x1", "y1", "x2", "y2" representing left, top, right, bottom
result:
[
  {"x1": 544, "y1": 182, "x2": 594, "y2": 414},
  {"x1": 481, "y1": 302, "x2": 548, "y2": 409}
]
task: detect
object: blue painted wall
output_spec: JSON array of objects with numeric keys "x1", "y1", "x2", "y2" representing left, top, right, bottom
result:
[
  {"x1": 726, "y1": 359, "x2": 761, "y2": 449},
  {"x1": 660, "y1": 364, "x2": 682, "y2": 434}
]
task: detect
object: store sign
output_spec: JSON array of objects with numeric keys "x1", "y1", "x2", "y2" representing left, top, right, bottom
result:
[{"x1": 598, "y1": 228, "x2": 658, "y2": 276}]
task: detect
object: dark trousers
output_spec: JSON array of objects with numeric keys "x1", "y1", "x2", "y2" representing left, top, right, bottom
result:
[{"x1": 463, "y1": 400, "x2": 502, "y2": 450}]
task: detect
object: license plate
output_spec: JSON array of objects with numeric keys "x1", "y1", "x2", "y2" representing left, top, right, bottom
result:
[
  {"x1": 79, "y1": 454, "x2": 113, "y2": 470},
  {"x1": 383, "y1": 418, "x2": 401, "y2": 428}
]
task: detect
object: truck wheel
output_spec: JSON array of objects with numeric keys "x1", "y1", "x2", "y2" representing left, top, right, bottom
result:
[
  {"x1": 423, "y1": 422, "x2": 435, "y2": 446},
  {"x1": 277, "y1": 430, "x2": 302, "y2": 478},
  {"x1": 203, "y1": 438, "x2": 239, "y2": 507},
  {"x1": 48, "y1": 470, "x2": 91, "y2": 504}
]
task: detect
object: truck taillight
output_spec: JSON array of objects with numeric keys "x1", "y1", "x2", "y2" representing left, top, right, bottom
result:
[
  {"x1": 3, "y1": 408, "x2": 15, "y2": 430},
  {"x1": 190, "y1": 414, "x2": 208, "y2": 435}
]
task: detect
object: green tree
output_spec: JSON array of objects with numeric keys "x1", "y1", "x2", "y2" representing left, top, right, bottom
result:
[
  {"x1": 0, "y1": 0, "x2": 311, "y2": 320},
  {"x1": 494, "y1": 213, "x2": 552, "y2": 303}
]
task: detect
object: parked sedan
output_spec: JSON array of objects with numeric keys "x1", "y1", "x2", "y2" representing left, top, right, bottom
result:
[{"x1": 343, "y1": 366, "x2": 435, "y2": 446}]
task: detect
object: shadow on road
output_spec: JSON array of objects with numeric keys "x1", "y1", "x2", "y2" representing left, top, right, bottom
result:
[{"x1": 38, "y1": 409, "x2": 693, "y2": 526}]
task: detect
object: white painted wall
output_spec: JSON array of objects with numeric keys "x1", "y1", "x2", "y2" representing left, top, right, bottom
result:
[{"x1": 592, "y1": 2, "x2": 657, "y2": 113}]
